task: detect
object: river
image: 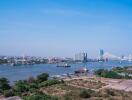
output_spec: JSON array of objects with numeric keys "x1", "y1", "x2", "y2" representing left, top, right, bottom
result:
[{"x1": 0, "y1": 60, "x2": 132, "y2": 83}]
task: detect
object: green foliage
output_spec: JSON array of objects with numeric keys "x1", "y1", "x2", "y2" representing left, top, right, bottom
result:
[
  {"x1": 23, "y1": 92, "x2": 58, "y2": 100},
  {"x1": 28, "y1": 83, "x2": 39, "y2": 93},
  {"x1": 37, "y1": 73, "x2": 49, "y2": 83},
  {"x1": 14, "y1": 80, "x2": 30, "y2": 95},
  {"x1": 27, "y1": 76, "x2": 36, "y2": 83},
  {"x1": 79, "y1": 89, "x2": 92, "y2": 98},
  {"x1": 113, "y1": 66, "x2": 132, "y2": 74},
  {"x1": 3, "y1": 89, "x2": 15, "y2": 97},
  {"x1": 103, "y1": 71, "x2": 121, "y2": 79},
  {"x1": 0, "y1": 59, "x2": 7, "y2": 64},
  {"x1": 29, "y1": 83, "x2": 38, "y2": 89},
  {"x1": 95, "y1": 69, "x2": 106, "y2": 76},
  {"x1": 14, "y1": 80, "x2": 39, "y2": 95},
  {"x1": 124, "y1": 74, "x2": 132, "y2": 79},
  {"x1": 39, "y1": 79, "x2": 62, "y2": 87},
  {"x1": 29, "y1": 88, "x2": 38, "y2": 93},
  {"x1": 0, "y1": 77, "x2": 11, "y2": 92},
  {"x1": 112, "y1": 67, "x2": 125, "y2": 73},
  {"x1": 95, "y1": 69, "x2": 122, "y2": 79}
]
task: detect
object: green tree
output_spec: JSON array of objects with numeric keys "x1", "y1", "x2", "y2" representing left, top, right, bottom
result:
[
  {"x1": 37, "y1": 73, "x2": 49, "y2": 83},
  {"x1": 95, "y1": 69, "x2": 106, "y2": 76},
  {"x1": 102, "y1": 71, "x2": 121, "y2": 79},
  {"x1": 0, "y1": 78, "x2": 11, "y2": 92},
  {"x1": 95, "y1": 69, "x2": 122, "y2": 79},
  {"x1": 14, "y1": 80, "x2": 30, "y2": 95}
]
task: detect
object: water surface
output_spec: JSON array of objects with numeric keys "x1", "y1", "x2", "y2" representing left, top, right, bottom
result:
[{"x1": 0, "y1": 60, "x2": 132, "y2": 83}]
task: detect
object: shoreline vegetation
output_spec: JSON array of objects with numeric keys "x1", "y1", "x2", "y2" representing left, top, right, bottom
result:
[
  {"x1": 95, "y1": 66, "x2": 132, "y2": 79},
  {"x1": 0, "y1": 66, "x2": 132, "y2": 100},
  {"x1": 0, "y1": 59, "x2": 8, "y2": 64}
]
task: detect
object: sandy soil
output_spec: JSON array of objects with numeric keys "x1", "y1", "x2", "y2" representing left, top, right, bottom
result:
[
  {"x1": 63, "y1": 75, "x2": 132, "y2": 92},
  {"x1": 98, "y1": 77, "x2": 132, "y2": 91}
]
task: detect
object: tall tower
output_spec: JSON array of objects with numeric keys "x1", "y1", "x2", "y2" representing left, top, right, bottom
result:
[
  {"x1": 83, "y1": 53, "x2": 87, "y2": 62},
  {"x1": 100, "y1": 49, "x2": 104, "y2": 61}
]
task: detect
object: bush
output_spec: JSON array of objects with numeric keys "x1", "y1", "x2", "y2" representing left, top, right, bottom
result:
[
  {"x1": 29, "y1": 83, "x2": 38, "y2": 89},
  {"x1": 3, "y1": 89, "x2": 15, "y2": 97},
  {"x1": 27, "y1": 76, "x2": 36, "y2": 83},
  {"x1": 103, "y1": 71, "x2": 121, "y2": 79},
  {"x1": 95, "y1": 69, "x2": 106, "y2": 76},
  {"x1": 79, "y1": 89, "x2": 91, "y2": 98},
  {"x1": 29, "y1": 88, "x2": 38, "y2": 93},
  {"x1": 95, "y1": 69, "x2": 122, "y2": 79},
  {"x1": 106, "y1": 89, "x2": 115, "y2": 96},
  {"x1": 14, "y1": 80, "x2": 30, "y2": 94},
  {"x1": 39, "y1": 79, "x2": 62, "y2": 87},
  {"x1": 0, "y1": 78, "x2": 11, "y2": 92},
  {"x1": 95, "y1": 90, "x2": 109, "y2": 97},
  {"x1": 23, "y1": 92, "x2": 58, "y2": 100},
  {"x1": 37, "y1": 73, "x2": 49, "y2": 83}
]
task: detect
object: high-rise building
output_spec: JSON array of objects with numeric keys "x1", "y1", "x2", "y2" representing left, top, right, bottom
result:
[
  {"x1": 75, "y1": 52, "x2": 87, "y2": 62},
  {"x1": 100, "y1": 49, "x2": 104, "y2": 60},
  {"x1": 128, "y1": 55, "x2": 132, "y2": 62}
]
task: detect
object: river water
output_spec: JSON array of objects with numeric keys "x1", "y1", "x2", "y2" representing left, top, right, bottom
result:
[{"x1": 0, "y1": 60, "x2": 132, "y2": 83}]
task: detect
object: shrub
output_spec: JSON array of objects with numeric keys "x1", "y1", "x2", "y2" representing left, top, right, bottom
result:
[
  {"x1": 3, "y1": 89, "x2": 15, "y2": 97},
  {"x1": 37, "y1": 73, "x2": 49, "y2": 83},
  {"x1": 79, "y1": 89, "x2": 91, "y2": 98},
  {"x1": 106, "y1": 89, "x2": 115, "y2": 96},
  {"x1": 95, "y1": 90, "x2": 109, "y2": 97},
  {"x1": 39, "y1": 79, "x2": 62, "y2": 87},
  {"x1": 95, "y1": 69, "x2": 105, "y2": 76},
  {"x1": 103, "y1": 71, "x2": 121, "y2": 79},
  {"x1": 23, "y1": 92, "x2": 58, "y2": 100},
  {"x1": 29, "y1": 88, "x2": 38, "y2": 93},
  {"x1": 0, "y1": 78, "x2": 11, "y2": 92},
  {"x1": 64, "y1": 96, "x2": 71, "y2": 100},
  {"x1": 29, "y1": 83, "x2": 38, "y2": 89},
  {"x1": 95, "y1": 69, "x2": 122, "y2": 79},
  {"x1": 14, "y1": 80, "x2": 30, "y2": 94},
  {"x1": 27, "y1": 76, "x2": 36, "y2": 83}
]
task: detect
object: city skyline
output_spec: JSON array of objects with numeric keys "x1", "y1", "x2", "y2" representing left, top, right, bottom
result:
[{"x1": 0, "y1": 0, "x2": 132, "y2": 57}]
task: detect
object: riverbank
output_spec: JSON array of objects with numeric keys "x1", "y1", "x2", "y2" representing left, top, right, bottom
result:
[
  {"x1": 1, "y1": 71, "x2": 132, "y2": 100},
  {"x1": 0, "y1": 60, "x2": 132, "y2": 84}
]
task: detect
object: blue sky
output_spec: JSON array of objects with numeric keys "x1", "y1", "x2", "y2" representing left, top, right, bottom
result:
[{"x1": 0, "y1": 0, "x2": 132, "y2": 58}]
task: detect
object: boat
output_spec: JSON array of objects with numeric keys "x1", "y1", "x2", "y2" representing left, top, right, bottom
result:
[
  {"x1": 10, "y1": 63, "x2": 21, "y2": 66},
  {"x1": 56, "y1": 63, "x2": 71, "y2": 68},
  {"x1": 10, "y1": 62, "x2": 34, "y2": 66},
  {"x1": 74, "y1": 67, "x2": 88, "y2": 74}
]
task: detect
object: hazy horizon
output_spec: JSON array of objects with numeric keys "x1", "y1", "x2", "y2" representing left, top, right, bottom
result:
[{"x1": 0, "y1": 0, "x2": 132, "y2": 58}]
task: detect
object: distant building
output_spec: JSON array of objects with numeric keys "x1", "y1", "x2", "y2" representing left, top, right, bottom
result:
[
  {"x1": 99, "y1": 49, "x2": 104, "y2": 61},
  {"x1": 75, "y1": 52, "x2": 87, "y2": 62},
  {"x1": 128, "y1": 55, "x2": 132, "y2": 62}
]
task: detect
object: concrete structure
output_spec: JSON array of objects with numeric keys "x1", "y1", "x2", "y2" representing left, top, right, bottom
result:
[
  {"x1": 99, "y1": 49, "x2": 104, "y2": 61},
  {"x1": 75, "y1": 52, "x2": 87, "y2": 62}
]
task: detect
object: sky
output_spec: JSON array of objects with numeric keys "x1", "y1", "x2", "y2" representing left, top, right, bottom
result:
[{"x1": 0, "y1": 0, "x2": 132, "y2": 58}]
